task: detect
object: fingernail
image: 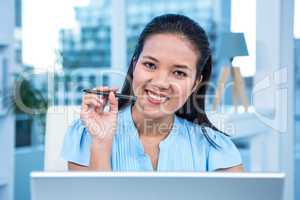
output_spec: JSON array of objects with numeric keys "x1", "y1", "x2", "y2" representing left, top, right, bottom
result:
[{"x1": 99, "y1": 98, "x2": 104, "y2": 104}]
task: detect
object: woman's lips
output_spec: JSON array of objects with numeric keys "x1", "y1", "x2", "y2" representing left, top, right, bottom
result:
[{"x1": 145, "y1": 89, "x2": 169, "y2": 105}]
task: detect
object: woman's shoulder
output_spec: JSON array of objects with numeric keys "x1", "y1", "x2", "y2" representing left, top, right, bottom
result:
[
  {"x1": 60, "y1": 105, "x2": 133, "y2": 166},
  {"x1": 64, "y1": 105, "x2": 131, "y2": 137},
  {"x1": 175, "y1": 115, "x2": 237, "y2": 148},
  {"x1": 65, "y1": 118, "x2": 87, "y2": 136},
  {"x1": 175, "y1": 115, "x2": 242, "y2": 170},
  {"x1": 60, "y1": 118, "x2": 92, "y2": 166},
  {"x1": 174, "y1": 115, "x2": 207, "y2": 137}
]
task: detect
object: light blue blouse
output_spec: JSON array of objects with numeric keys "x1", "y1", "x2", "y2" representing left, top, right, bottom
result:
[{"x1": 61, "y1": 104, "x2": 242, "y2": 171}]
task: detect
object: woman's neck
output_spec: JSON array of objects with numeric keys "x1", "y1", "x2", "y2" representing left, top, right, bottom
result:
[{"x1": 131, "y1": 104, "x2": 174, "y2": 139}]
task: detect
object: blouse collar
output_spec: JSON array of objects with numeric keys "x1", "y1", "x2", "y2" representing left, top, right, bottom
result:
[{"x1": 121, "y1": 104, "x2": 180, "y2": 145}]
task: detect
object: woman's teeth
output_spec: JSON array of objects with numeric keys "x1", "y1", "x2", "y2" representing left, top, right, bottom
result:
[{"x1": 146, "y1": 90, "x2": 168, "y2": 103}]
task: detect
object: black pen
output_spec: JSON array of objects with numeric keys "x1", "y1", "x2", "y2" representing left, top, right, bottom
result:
[{"x1": 83, "y1": 88, "x2": 137, "y2": 102}]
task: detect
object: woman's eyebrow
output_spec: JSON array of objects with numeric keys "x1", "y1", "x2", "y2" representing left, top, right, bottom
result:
[
  {"x1": 173, "y1": 64, "x2": 192, "y2": 71},
  {"x1": 143, "y1": 55, "x2": 192, "y2": 71},
  {"x1": 142, "y1": 56, "x2": 159, "y2": 63}
]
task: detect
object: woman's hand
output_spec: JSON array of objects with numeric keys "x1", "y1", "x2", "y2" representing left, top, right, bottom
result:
[
  {"x1": 78, "y1": 86, "x2": 119, "y2": 171},
  {"x1": 80, "y1": 86, "x2": 118, "y2": 146}
]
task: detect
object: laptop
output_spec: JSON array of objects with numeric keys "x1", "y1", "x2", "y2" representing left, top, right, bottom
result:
[{"x1": 31, "y1": 172, "x2": 285, "y2": 200}]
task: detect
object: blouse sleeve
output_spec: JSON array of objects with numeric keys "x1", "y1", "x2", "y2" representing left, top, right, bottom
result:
[
  {"x1": 60, "y1": 119, "x2": 92, "y2": 166},
  {"x1": 206, "y1": 128, "x2": 242, "y2": 171}
]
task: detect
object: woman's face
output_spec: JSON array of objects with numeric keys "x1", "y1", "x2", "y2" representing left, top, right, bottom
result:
[{"x1": 132, "y1": 33, "x2": 200, "y2": 119}]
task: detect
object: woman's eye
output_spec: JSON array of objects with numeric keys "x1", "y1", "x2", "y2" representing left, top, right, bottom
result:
[
  {"x1": 143, "y1": 62, "x2": 156, "y2": 70},
  {"x1": 174, "y1": 70, "x2": 187, "y2": 78}
]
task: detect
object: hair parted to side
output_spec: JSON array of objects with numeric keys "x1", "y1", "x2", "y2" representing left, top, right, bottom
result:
[{"x1": 118, "y1": 14, "x2": 226, "y2": 148}]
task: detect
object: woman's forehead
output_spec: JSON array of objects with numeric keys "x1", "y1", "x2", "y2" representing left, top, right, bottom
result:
[{"x1": 141, "y1": 33, "x2": 198, "y2": 67}]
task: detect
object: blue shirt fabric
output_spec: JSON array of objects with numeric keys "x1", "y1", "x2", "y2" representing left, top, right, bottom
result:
[{"x1": 61, "y1": 104, "x2": 242, "y2": 171}]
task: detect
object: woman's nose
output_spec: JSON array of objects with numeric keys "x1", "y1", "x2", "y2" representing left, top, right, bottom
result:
[{"x1": 151, "y1": 71, "x2": 170, "y2": 90}]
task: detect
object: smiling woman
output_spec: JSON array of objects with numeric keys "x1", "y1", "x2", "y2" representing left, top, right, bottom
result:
[
  {"x1": 131, "y1": 33, "x2": 199, "y2": 118},
  {"x1": 60, "y1": 14, "x2": 243, "y2": 172}
]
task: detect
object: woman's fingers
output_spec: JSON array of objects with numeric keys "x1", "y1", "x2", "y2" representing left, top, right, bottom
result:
[
  {"x1": 95, "y1": 86, "x2": 118, "y2": 93},
  {"x1": 82, "y1": 102, "x2": 89, "y2": 112},
  {"x1": 82, "y1": 94, "x2": 103, "y2": 112},
  {"x1": 84, "y1": 98, "x2": 100, "y2": 108},
  {"x1": 95, "y1": 86, "x2": 119, "y2": 113},
  {"x1": 96, "y1": 95, "x2": 107, "y2": 113},
  {"x1": 95, "y1": 86, "x2": 110, "y2": 92},
  {"x1": 109, "y1": 91, "x2": 118, "y2": 114},
  {"x1": 82, "y1": 86, "x2": 119, "y2": 114},
  {"x1": 110, "y1": 86, "x2": 118, "y2": 92}
]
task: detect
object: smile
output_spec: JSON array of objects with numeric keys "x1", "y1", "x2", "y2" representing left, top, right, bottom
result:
[{"x1": 145, "y1": 89, "x2": 170, "y2": 104}]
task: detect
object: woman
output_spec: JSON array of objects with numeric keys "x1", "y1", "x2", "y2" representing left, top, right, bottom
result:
[{"x1": 61, "y1": 14, "x2": 244, "y2": 172}]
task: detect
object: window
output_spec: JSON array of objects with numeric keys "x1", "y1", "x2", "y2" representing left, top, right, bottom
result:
[
  {"x1": 231, "y1": 0, "x2": 256, "y2": 77},
  {"x1": 103, "y1": 75, "x2": 109, "y2": 86}
]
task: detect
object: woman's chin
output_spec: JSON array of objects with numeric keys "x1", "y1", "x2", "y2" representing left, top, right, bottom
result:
[
  {"x1": 134, "y1": 99, "x2": 175, "y2": 118},
  {"x1": 140, "y1": 105, "x2": 173, "y2": 119}
]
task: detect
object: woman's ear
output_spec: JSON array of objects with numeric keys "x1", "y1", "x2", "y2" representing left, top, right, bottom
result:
[{"x1": 191, "y1": 75, "x2": 202, "y2": 93}]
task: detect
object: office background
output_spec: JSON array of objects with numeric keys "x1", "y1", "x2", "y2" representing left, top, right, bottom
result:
[{"x1": 0, "y1": 0, "x2": 299, "y2": 200}]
